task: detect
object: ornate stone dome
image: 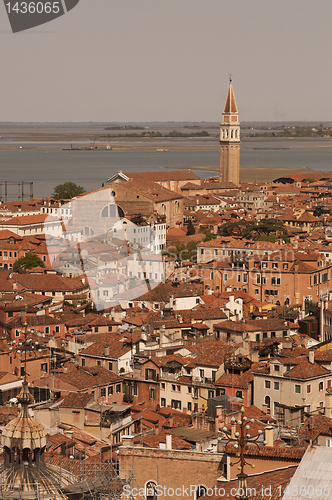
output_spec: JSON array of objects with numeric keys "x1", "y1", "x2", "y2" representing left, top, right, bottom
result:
[{"x1": 2, "y1": 381, "x2": 46, "y2": 463}]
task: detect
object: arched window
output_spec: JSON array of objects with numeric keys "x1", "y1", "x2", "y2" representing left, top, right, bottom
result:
[
  {"x1": 160, "y1": 204, "x2": 166, "y2": 216},
  {"x1": 196, "y1": 486, "x2": 207, "y2": 500},
  {"x1": 231, "y1": 130, "x2": 233, "y2": 139},
  {"x1": 265, "y1": 395, "x2": 271, "y2": 409},
  {"x1": 146, "y1": 481, "x2": 157, "y2": 500},
  {"x1": 101, "y1": 204, "x2": 118, "y2": 218}
]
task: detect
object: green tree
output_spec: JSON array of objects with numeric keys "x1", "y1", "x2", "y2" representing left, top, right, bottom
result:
[
  {"x1": 186, "y1": 220, "x2": 195, "y2": 236},
  {"x1": 52, "y1": 182, "x2": 86, "y2": 200},
  {"x1": 13, "y1": 253, "x2": 45, "y2": 270},
  {"x1": 203, "y1": 233, "x2": 217, "y2": 242}
]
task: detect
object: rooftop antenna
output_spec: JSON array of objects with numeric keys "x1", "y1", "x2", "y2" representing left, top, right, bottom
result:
[{"x1": 229, "y1": 73, "x2": 233, "y2": 83}]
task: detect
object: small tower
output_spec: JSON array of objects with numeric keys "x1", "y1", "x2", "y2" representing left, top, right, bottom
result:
[{"x1": 219, "y1": 76, "x2": 240, "y2": 185}]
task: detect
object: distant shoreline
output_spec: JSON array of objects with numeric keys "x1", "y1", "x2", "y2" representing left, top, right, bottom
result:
[{"x1": 164, "y1": 165, "x2": 324, "y2": 183}]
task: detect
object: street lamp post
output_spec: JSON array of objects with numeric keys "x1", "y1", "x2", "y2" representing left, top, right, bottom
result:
[{"x1": 221, "y1": 403, "x2": 268, "y2": 500}]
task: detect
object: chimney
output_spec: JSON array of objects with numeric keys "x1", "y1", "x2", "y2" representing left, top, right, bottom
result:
[
  {"x1": 122, "y1": 435, "x2": 134, "y2": 447},
  {"x1": 326, "y1": 393, "x2": 332, "y2": 419},
  {"x1": 165, "y1": 434, "x2": 172, "y2": 450},
  {"x1": 104, "y1": 346, "x2": 110, "y2": 357},
  {"x1": 262, "y1": 404, "x2": 268, "y2": 415},
  {"x1": 309, "y1": 350, "x2": 315, "y2": 364},
  {"x1": 264, "y1": 426, "x2": 273, "y2": 447},
  {"x1": 0, "y1": 337, "x2": 8, "y2": 351}
]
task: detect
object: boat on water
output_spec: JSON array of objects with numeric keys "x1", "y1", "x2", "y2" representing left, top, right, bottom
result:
[{"x1": 156, "y1": 149, "x2": 169, "y2": 152}]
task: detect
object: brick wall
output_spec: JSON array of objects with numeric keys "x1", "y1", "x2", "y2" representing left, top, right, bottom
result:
[{"x1": 118, "y1": 445, "x2": 224, "y2": 500}]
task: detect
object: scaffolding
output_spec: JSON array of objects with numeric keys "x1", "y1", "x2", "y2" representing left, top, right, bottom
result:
[{"x1": 0, "y1": 182, "x2": 33, "y2": 202}]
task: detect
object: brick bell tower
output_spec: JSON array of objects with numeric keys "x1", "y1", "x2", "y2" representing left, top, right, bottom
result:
[{"x1": 219, "y1": 76, "x2": 240, "y2": 185}]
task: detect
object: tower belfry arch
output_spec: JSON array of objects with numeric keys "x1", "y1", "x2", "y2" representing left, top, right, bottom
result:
[{"x1": 219, "y1": 76, "x2": 240, "y2": 185}]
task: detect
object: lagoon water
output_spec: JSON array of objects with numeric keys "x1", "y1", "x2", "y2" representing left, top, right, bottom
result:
[{"x1": 1, "y1": 139, "x2": 332, "y2": 198}]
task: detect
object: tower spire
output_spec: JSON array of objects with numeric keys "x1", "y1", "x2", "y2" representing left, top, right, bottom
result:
[{"x1": 219, "y1": 77, "x2": 240, "y2": 185}]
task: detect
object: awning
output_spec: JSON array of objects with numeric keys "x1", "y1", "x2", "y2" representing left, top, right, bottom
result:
[{"x1": 0, "y1": 380, "x2": 23, "y2": 391}]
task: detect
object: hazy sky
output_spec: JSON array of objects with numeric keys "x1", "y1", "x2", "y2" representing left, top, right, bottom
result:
[{"x1": 1, "y1": 0, "x2": 332, "y2": 122}]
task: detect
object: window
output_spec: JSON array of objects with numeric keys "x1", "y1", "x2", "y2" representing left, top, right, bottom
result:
[
  {"x1": 224, "y1": 273, "x2": 228, "y2": 282},
  {"x1": 187, "y1": 402, "x2": 192, "y2": 412},
  {"x1": 108, "y1": 386, "x2": 113, "y2": 395},
  {"x1": 116, "y1": 384, "x2": 121, "y2": 393},
  {"x1": 101, "y1": 388, "x2": 106, "y2": 397},
  {"x1": 55, "y1": 326, "x2": 60, "y2": 333},
  {"x1": 262, "y1": 262, "x2": 267, "y2": 269},
  {"x1": 274, "y1": 364, "x2": 280, "y2": 371},
  {"x1": 236, "y1": 390, "x2": 243, "y2": 399},
  {"x1": 177, "y1": 385, "x2": 181, "y2": 392},
  {"x1": 161, "y1": 398, "x2": 166, "y2": 407},
  {"x1": 328, "y1": 380, "x2": 332, "y2": 389},
  {"x1": 271, "y1": 331, "x2": 276, "y2": 338},
  {"x1": 263, "y1": 332, "x2": 268, "y2": 339},
  {"x1": 283, "y1": 263, "x2": 288, "y2": 270},
  {"x1": 295, "y1": 385, "x2": 301, "y2": 394},
  {"x1": 319, "y1": 381, "x2": 324, "y2": 391},
  {"x1": 172, "y1": 384, "x2": 176, "y2": 391},
  {"x1": 149, "y1": 386, "x2": 156, "y2": 400},
  {"x1": 199, "y1": 369, "x2": 204, "y2": 379},
  {"x1": 97, "y1": 360, "x2": 101, "y2": 366},
  {"x1": 171, "y1": 399, "x2": 181, "y2": 410},
  {"x1": 272, "y1": 263, "x2": 278, "y2": 269},
  {"x1": 274, "y1": 381, "x2": 279, "y2": 390},
  {"x1": 94, "y1": 327, "x2": 99, "y2": 333},
  {"x1": 217, "y1": 388, "x2": 225, "y2": 396},
  {"x1": 255, "y1": 289, "x2": 259, "y2": 295},
  {"x1": 265, "y1": 380, "x2": 271, "y2": 389},
  {"x1": 307, "y1": 384, "x2": 311, "y2": 394},
  {"x1": 237, "y1": 274, "x2": 241, "y2": 283},
  {"x1": 256, "y1": 333, "x2": 260, "y2": 342},
  {"x1": 262, "y1": 276, "x2": 266, "y2": 285},
  {"x1": 41, "y1": 362, "x2": 47, "y2": 373},
  {"x1": 161, "y1": 383, "x2": 165, "y2": 390},
  {"x1": 256, "y1": 274, "x2": 261, "y2": 284},
  {"x1": 108, "y1": 362, "x2": 113, "y2": 371},
  {"x1": 82, "y1": 358, "x2": 85, "y2": 367},
  {"x1": 283, "y1": 330, "x2": 288, "y2": 337},
  {"x1": 145, "y1": 368, "x2": 157, "y2": 381},
  {"x1": 45, "y1": 326, "x2": 50, "y2": 334},
  {"x1": 243, "y1": 273, "x2": 247, "y2": 283}
]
